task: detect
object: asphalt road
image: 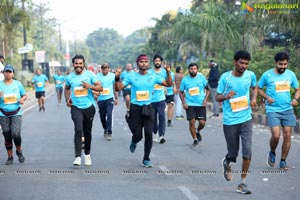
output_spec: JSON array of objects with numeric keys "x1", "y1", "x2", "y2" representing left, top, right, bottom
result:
[{"x1": 0, "y1": 87, "x2": 299, "y2": 200}]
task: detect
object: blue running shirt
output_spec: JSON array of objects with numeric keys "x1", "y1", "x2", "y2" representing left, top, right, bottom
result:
[
  {"x1": 0, "y1": 80, "x2": 26, "y2": 116},
  {"x1": 65, "y1": 70, "x2": 98, "y2": 109},
  {"x1": 217, "y1": 70, "x2": 256, "y2": 125},
  {"x1": 258, "y1": 69, "x2": 298, "y2": 113},
  {"x1": 32, "y1": 74, "x2": 48, "y2": 92},
  {"x1": 148, "y1": 68, "x2": 167, "y2": 102},
  {"x1": 180, "y1": 73, "x2": 208, "y2": 106},
  {"x1": 53, "y1": 74, "x2": 65, "y2": 88},
  {"x1": 120, "y1": 70, "x2": 133, "y2": 90},
  {"x1": 122, "y1": 72, "x2": 163, "y2": 106},
  {"x1": 96, "y1": 72, "x2": 115, "y2": 101}
]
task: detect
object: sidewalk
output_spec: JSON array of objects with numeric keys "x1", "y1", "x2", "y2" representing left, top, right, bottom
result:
[{"x1": 207, "y1": 102, "x2": 300, "y2": 134}]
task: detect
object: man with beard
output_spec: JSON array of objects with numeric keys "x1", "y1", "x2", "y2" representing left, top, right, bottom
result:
[
  {"x1": 148, "y1": 55, "x2": 168, "y2": 143},
  {"x1": 179, "y1": 63, "x2": 210, "y2": 148},
  {"x1": 114, "y1": 54, "x2": 172, "y2": 168},
  {"x1": 258, "y1": 52, "x2": 299, "y2": 171},
  {"x1": 64, "y1": 55, "x2": 102, "y2": 166},
  {"x1": 216, "y1": 50, "x2": 257, "y2": 194}
]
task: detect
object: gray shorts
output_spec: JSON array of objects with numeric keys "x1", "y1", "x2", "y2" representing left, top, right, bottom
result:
[
  {"x1": 267, "y1": 109, "x2": 296, "y2": 127},
  {"x1": 223, "y1": 119, "x2": 252, "y2": 162}
]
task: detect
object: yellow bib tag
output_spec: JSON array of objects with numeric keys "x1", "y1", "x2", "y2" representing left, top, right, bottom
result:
[
  {"x1": 275, "y1": 81, "x2": 290, "y2": 92},
  {"x1": 188, "y1": 87, "x2": 200, "y2": 96},
  {"x1": 136, "y1": 91, "x2": 149, "y2": 101},
  {"x1": 230, "y1": 96, "x2": 248, "y2": 112},
  {"x1": 74, "y1": 87, "x2": 88, "y2": 97},
  {"x1": 4, "y1": 94, "x2": 18, "y2": 104},
  {"x1": 101, "y1": 88, "x2": 111, "y2": 95},
  {"x1": 37, "y1": 82, "x2": 43, "y2": 87},
  {"x1": 154, "y1": 84, "x2": 164, "y2": 90}
]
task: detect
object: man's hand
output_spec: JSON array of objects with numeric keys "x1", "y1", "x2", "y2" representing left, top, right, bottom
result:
[{"x1": 81, "y1": 81, "x2": 91, "y2": 89}]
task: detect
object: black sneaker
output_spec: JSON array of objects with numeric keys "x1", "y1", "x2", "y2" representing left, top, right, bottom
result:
[
  {"x1": 42, "y1": 106, "x2": 45, "y2": 111},
  {"x1": 16, "y1": 150, "x2": 25, "y2": 163},
  {"x1": 159, "y1": 137, "x2": 166, "y2": 144},
  {"x1": 196, "y1": 132, "x2": 202, "y2": 142},
  {"x1": 39, "y1": 107, "x2": 42, "y2": 112},
  {"x1": 103, "y1": 129, "x2": 108, "y2": 139},
  {"x1": 167, "y1": 121, "x2": 173, "y2": 127},
  {"x1": 192, "y1": 140, "x2": 199, "y2": 148},
  {"x1": 5, "y1": 156, "x2": 13, "y2": 165}
]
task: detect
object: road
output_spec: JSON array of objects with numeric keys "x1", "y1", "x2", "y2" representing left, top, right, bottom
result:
[{"x1": 0, "y1": 87, "x2": 299, "y2": 200}]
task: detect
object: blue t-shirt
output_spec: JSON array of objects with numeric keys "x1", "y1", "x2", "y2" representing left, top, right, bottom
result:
[
  {"x1": 122, "y1": 71, "x2": 163, "y2": 106},
  {"x1": 217, "y1": 70, "x2": 256, "y2": 125},
  {"x1": 120, "y1": 70, "x2": 133, "y2": 90},
  {"x1": 148, "y1": 68, "x2": 167, "y2": 102},
  {"x1": 96, "y1": 72, "x2": 115, "y2": 101},
  {"x1": 166, "y1": 71, "x2": 175, "y2": 96},
  {"x1": 0, "y1": 80, "x2": 26, "y2": 116},
  {"x1": 32, "y1": 74, "x2": 48, "y2": 92},
  {"x1": 65, "y1": 70, "x2": 98, "y2": 109},
  {"x1": 258, "y1": 69, "x2": 298, "y2": 113},
  {"x1": 180, "y1": 73, "x2": 208, "y2": 106},
  {"x1": 53, "y1": 74, "x2": 65, "y2": 88}
]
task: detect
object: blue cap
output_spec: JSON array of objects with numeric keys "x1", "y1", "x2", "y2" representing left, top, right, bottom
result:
[{"x1": 4, "y1": 64, "x2": 14, "y2": 72}]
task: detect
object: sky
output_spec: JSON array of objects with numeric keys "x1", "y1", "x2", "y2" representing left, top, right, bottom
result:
[{"x1": 33, "y1": 0, "x2": 192, "y2": 40}]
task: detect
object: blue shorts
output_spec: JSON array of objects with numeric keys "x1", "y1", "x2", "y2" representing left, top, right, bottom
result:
[{"x1": 267, "y1": 109, "x2": 296, "y2": 127}]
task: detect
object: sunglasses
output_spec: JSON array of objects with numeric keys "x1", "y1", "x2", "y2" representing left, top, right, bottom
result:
[{"x1": 4, "y1": 70, "x2": 13, "y2": 73}]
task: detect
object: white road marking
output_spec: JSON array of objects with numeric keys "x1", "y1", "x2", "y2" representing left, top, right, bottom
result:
[{"x1": 178, "y1": 186, "x2": 199, "y2": 200}]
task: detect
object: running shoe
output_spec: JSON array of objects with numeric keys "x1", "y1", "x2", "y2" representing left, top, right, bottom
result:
[
  {"x1": 267, "y1": 151, "x2": 275, "y2": 167},
  {"x1": 192, "y1": 140, "x2": 199, "y2": 148},
  {"x1": 237, "y1": 183, "x2": 251, "y2": 194},
  {"x1": 129, "y1": 142, "x2": 136, "y2": 153},
  {"x1": 73, "y1": 157, "x2": 81, "y2": 166},
  {"x1": 196, "y1": 132, "x2": 202, "y2": 142},
  {"x1": 5, "y1": 156, "x2": 13, "y2": 165},
  {"x1": 279, "y1": 160, "x2": 289, "y2": 170},
  {"x1": 143, "y1": 160, "x2": 153, "y2": 168},
  {"x1": 222, "y1": 158, "x2": 233, "y2": 181},
  {"x1": 84, "y1": 154, "x2": 92, "y2": 166},
  {"x1": 16, "y1": 150, "x2": 25, "y2": 163}
]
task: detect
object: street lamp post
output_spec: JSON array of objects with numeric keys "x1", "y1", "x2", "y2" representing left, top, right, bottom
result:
[{"x1": 21, "y1": 0, "x2": 28, "y2": 70}]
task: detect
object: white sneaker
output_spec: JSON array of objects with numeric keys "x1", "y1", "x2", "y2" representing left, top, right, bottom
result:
[
  {"x1": 153, "y1": 134, "x2": 159, "y2": 143},
  {"x1": 73, "y1": 157, "x2": 81, "y2": 166},
  {"x1": 84, "y1": 154, "x2": 92, "y2": 166}
]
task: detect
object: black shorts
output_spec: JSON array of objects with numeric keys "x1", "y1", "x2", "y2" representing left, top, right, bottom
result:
[
  {"x1": 35, "y1": 91, "x2": 45, "y2": 98},
  {"x1": 165, "y1": 95, "x2": 174, "y2": 104},
  {"x1": 122, "y1": 89, "x2": 131, "y2": 98},
  {"x1": 186, "y1": 106, "x2": 206, "y2": 121}
]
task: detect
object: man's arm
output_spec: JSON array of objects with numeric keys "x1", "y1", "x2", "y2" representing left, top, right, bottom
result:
[
  {"x1": 250, "y1": 86, "x2": 257, "y2": 107},
  {"x1": 292, "y1": 87, "x2": 300, "y2": 106}
]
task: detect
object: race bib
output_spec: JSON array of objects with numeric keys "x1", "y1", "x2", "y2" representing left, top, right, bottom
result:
[
  {"x1": 275, "y1": 81, "x2": 290, "y2": 92},
  {"x1": 101, "y1": 88, "x2": 110, "y2": 95},
  {"x1": 74, "y1": 87, "x2": 88, "y2": 97},
  {"x1": 188, "y1": 87, "x2": 200, "y2": 96},
  {"x1": 136, "y1": 90, "x2": 149, "y2": 101},
  {"x1": 154, "y1": 84, "x2": 164, "y2": 90},
  {"x1": 37, "y1": 82, "x2": 43, "y2": 87},
  {"x1": 229, "y1": 96, "x2": 248, "y2": 112},
  {"x1": 4, "y1": 94, "x2": 17, "y2": 104},
  {"x1": 56, "y1": 80, "x2": 61, "y2": 84}
]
